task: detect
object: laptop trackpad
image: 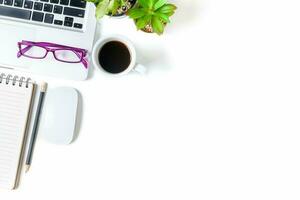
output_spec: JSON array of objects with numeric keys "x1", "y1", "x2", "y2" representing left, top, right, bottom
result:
[{"x1": 0, "y1": 22, "x2": 37, "y2": 69}]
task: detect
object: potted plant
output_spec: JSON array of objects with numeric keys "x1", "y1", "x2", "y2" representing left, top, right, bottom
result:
[
  {"x1": 127, "y1": 0, "x2": 177, "y2": 35},
  {"x1": 87, "y1": 0, "x2": 137, "y2": 19}
]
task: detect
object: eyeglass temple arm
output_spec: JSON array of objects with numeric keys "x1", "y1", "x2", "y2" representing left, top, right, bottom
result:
[
  {"x1": 17, "y1": 44, "x2": 32, "y2": 58},
  {"x1": 82, "y1": 57, "x2": 88, "y2": 68},
  {"x1": 74, "y1": 51, "x2": 88, "y2": 69},
  {"x1": 22, "y1": 41, "x2": 87, "y2": 52}
]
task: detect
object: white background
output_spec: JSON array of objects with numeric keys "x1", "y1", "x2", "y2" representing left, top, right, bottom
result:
[{"x1": 2, "y1": 0, "x2": 300, "y2": 199}]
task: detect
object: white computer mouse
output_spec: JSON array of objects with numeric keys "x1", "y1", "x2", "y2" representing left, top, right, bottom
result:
[{"x1": 39, "y1": 87, "x2": 79, "y2": 145}]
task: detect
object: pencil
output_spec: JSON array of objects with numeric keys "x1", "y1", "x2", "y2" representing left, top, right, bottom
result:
[{"x1": 25, "y1": 82, "x2": 47, "y2": 173}]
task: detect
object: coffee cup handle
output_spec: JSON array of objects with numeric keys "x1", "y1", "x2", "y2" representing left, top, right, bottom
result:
[{"x1": 134, "y1": 64, "x2": 147, "y2": 74}]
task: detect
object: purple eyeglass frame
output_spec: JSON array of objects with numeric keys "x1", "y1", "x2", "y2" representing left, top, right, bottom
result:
[{"x1": 17, "y1": 40, "x2": 88, "y2": 69}]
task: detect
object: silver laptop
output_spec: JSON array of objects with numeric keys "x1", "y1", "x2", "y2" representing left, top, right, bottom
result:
[{"x1": 0, "y1": 0, "x2": 96, "y2": 80}]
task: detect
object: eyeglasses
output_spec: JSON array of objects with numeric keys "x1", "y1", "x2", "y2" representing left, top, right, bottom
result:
[{"x1": 17, "y1": 40, "x2": 88, "y2": 69}]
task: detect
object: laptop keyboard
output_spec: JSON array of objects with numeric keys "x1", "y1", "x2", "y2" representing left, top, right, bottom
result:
[{"x1": 0, "y1": 0, "x2": 86, "y2": 31}]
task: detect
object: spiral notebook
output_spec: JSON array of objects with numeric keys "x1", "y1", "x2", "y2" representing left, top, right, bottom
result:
[{"x1": 0, "y1": 73, "x2": 36, "y2": 190}]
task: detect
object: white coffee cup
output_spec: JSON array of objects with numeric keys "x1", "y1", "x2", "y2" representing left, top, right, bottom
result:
[{"x1": 92, "y1": 36, "x2": 146, "y2": 75}]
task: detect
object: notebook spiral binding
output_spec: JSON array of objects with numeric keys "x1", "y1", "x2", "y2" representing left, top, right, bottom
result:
[{"x1": 0, "y1": 73, "x2": 31, "y2": 88}]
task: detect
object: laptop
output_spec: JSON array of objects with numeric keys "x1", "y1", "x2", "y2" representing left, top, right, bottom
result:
[{"x1": 0, "y1": 0, "x2": 96, "y2": 80}]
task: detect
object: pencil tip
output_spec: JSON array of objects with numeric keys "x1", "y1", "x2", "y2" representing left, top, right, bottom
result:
[{"x1": 25, "y1": 165, "x2": 30, "y2": 173}]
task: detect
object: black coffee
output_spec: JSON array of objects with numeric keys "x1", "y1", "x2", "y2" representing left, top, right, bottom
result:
[{"x1": 98, "y1": 41, "x2": 131, "y2": 74}]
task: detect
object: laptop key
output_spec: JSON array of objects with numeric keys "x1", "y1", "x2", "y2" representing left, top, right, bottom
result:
[
  {"x1": 54, "y1": 19, "x2": 62, "y2": 25},
  {"x1": 0, "y1": 0, "x2": 3, "y2": 4},
  {"x1": 32, "y1": 11, "x2": 44, "y2": 21},
  {"x1": 0, "y1": 5, "x2": 31, "y2": 19},
  {"x1": 43, "y1": 3, "x2": 53, "y2": 12},
  {"x1": 64, "y1": 17, "x2": 73, "y2": 26},
  {"x1": 14, "y1": 0, "x2": 23, "y2": 7},
  {"x1": 50, "y1": 0, "x2": 59, "y2": 3},
  {"x1": 34, "y1": 2, "x2": 43, "y2": 10},
  {"x1": 4, "y1": 0, "x2": 13, "y2": 6},
  {"x1": 60, "y1": 0, "x2": 68, "y2": 5},
  {"x1": 70, "y1": 0, "x2": 86, "y2": 8},
  {"x1": 24, "y1": 1, "x2": 33, "y2": 9},
  {"x1": 53, "y1": 5, "x2": 62, "y2": 14},
  {"x1": 44, "y1": 13, "x2": 53, "y2": 23},
  {"x1": 64, "y1": 16, "x2": 73, "y2": 22},
  {"x1": 73, "y1": 23, "x2": 82, "y2": 29},
  {"x1": 64, "y1": 20, "x2": 72, "y2": 27},
  {"x1": 63, "y1": 7, "x2": 84, "y2": 18},
  {"x1": 40, "y1": 0, "x2": 48, "y2": 2}
]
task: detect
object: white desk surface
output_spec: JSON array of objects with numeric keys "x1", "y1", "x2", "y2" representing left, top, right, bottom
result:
[{"x1": 2, "y1": 0, "x2": 300, "y2": 199}]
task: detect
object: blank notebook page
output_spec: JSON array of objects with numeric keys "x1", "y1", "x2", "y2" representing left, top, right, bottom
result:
[{"x1": 0, "y1": 80, "x2": 34, "y2": 189}]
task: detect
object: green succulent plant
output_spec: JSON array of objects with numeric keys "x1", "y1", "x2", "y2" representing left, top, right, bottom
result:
[
  {"x1": 86, "y1": 0, "x2": 127, "y2": 19},
  {"x1": 128, "y1": 0, "x2": 177, "y2": 35}
]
